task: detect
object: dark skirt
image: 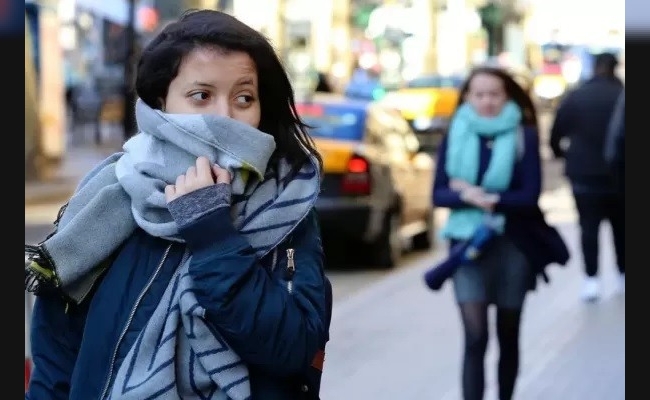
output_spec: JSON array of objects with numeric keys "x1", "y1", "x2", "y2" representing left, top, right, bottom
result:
[{"x1": 452, "y1": 236, "x2": 532, "y2": 309}]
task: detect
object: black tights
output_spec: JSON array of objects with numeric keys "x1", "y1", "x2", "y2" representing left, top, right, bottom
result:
[{"x1": 459, "y1": 302, "x2": 522, "y2": 400}]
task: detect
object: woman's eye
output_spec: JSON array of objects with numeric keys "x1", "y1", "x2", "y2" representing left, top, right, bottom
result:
[
  {"x1": 235, "y1": 95, "x2": 254, "y2": 104},
  {"x1": 190, "y1": 92, "x2": 210, "y2": 101}
]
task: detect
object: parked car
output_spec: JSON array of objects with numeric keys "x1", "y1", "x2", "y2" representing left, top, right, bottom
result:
[
  {"x1": 297, "y1": 94, "x2": 436, "y2": 268},
  {"x1": 343, "y1": 68, "x2": 386, "y2": 101},
  {"x1": 380, "y1": 74, "x2": 463, "y2": 153}
]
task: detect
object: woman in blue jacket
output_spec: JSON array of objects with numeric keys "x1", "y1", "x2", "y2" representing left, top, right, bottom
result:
[
  {"x1": 433, "y1": 67, "x2": 545, "y2": 400},
  {"x1": 25, "y1": 9, "x2": 329, "y2": 400}
]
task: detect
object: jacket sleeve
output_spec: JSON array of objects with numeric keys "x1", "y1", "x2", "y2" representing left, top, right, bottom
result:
[
  {"x1": 26, "y1": 294, "x2": 88, "y2": 399},
  {"x1": 169, "y1": 185, "x2": 328, "y2": 377},
  {"x1": 432, "y1": 135, "x2": 466, "y2": 209},
  {"x1": 549, "y1": 93, "x2": 575, "y2": 158},
  {"x1": 604, "y1": 92, "x2": 625, "y2": 168},
  {"x1": 494, "y1": 128, "x2": 542, "y2": 211}
]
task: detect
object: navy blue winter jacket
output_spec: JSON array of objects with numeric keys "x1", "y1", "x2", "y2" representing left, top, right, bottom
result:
[{"x1": 26, "y1": 193, "x2": 329, "y2": 399}]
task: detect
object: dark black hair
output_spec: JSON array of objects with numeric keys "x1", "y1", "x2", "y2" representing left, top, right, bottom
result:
[
  {"x1": 135, "y1": 9, "x2": 322, "y2": 172},
  {"x1": 594, "y1": 52, "x2": 618, "y2": 76},
  {"x1": 455, "y1": 66, "x2": 539, "y2": 130}
]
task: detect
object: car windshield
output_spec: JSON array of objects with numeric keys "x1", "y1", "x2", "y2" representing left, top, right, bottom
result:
[
  {"x1": 406, "y1": 75, "x2": 463, "y2": 89},
  {"x1": 297, "y1": 102, "x2": 367, "y2": 141}
]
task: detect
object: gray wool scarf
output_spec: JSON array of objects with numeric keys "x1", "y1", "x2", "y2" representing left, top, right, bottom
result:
[{"x1": 37, "y1": 99, "x2": 321, "y2": 399}]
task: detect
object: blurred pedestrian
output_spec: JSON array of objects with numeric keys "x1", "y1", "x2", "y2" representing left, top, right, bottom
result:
[
  {"x1": 549, "y1": 52, "x2": 624, "y2": 301},
  {"x1": 433, "y1": 67, "x2": 565, "y2": 400},
  {"x1": 315, "y1": 71, "x2": 333, "y2": 93},
  {"x1": 433, "y1": 66, "x2": 567, "y2": 400},
  {"x1": 25, "y1": 9, "x2": 330, "y2": 400}
]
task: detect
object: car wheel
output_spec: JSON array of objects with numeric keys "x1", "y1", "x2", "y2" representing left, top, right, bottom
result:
[
  {"x1": 412, "y1": 209, "x2": 435, "y2": 250},
  {"x1": 370, "y1": 211, "x2": 402, "y2": 268}
]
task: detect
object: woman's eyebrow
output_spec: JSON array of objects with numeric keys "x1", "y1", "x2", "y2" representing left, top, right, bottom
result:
[
  {"x1": 191, "y1": 81, "x2": 216, "y2": 88},
  {"x1": 235, "y1": 77, "x2": 255, "y2": 86},
  {"x1": 186, "y1": 78, "x2": 256, "y2": 89}
]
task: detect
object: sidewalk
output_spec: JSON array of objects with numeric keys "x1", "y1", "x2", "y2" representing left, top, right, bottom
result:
[
  {"x1": 25, "y1": 145, "x2": 119, "y2": 205},
  {"x1": 320, "y1": 223, "x2": 624, "y2": 400}
]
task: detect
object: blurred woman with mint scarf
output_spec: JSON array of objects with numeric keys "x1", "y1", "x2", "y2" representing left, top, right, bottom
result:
[{"x1": 433, "y1": 66, "x2": 568, "y2": 400}]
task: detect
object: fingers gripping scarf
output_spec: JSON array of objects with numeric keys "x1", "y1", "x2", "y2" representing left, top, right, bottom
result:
[{"x1": 25, "y1": 99, "x2": 320, "y2": 399}]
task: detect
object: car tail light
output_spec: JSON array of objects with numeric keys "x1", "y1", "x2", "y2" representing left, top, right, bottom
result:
[
  {"x1": 25, "y1": 358, "x2": 31, "y2": 391},
  {"x1": 341, "y1": 155, "x2": 371, "y2": 195}
]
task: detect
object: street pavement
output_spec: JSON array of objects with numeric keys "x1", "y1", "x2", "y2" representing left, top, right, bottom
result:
[
  {"x1": 320, "y1": 221, "x2": 624, "y2": 400},
  {"x1": 25, "y1": 144, "x2": 119, "y2": 206}
]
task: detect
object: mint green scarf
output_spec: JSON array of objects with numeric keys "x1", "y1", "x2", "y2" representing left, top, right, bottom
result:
[{"x1": 440, "y1": 101, "x2": 522, "y2": 240}]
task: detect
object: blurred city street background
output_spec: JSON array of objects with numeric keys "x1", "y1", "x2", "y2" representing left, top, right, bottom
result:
[{"x1": 25, "y1": 0, "x2": 624, "y2": 398}]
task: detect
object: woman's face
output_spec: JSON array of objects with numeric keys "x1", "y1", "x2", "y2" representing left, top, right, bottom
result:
[
  {"x1": 464, "y1": 72, "x2": 508, "y2": 117},
  {"x1": 163, "y1": 46, "x2": 261, "y2": 128}
]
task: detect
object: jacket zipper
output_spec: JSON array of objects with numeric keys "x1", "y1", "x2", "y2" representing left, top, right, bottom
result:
[
  {"x1": 285, "y1": 248, "x2": 295, "y2": 294},
  {"x1": 99, "y1": 243, "x2": 172, "y2": 400}
]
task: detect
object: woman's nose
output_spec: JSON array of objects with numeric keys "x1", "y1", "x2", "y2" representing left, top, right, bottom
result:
[{"x1": 209, "y1": 99, "x2": 232, "y2": 118}]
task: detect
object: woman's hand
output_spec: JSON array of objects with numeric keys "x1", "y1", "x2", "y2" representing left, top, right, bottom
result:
[
  {"x1": 450, "y1": 179, "x2": 499, "y2": 212},
  {"x1": 459, "y1": 187, "x2": 499, "y2": 212},
  {"x1": 165, "y1": 156, "x2": 231, "y2": 203},
  {"x1": 449, "y1": 179, "x2": 475, "y2": 192}
]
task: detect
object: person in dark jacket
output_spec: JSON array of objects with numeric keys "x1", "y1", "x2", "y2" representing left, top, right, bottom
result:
[
  {"x1": 549, "y1": 52, "x2": 624, "y2": 301},
  {"x1": 25, "y1": 10, "x2": 330, "y2": 400},
  {"x1": 315, "y1": 72, "x2": 333, "y2": 93},
  {"x1": 433, "y1": 66, "x2": 567, "y2": 400}
]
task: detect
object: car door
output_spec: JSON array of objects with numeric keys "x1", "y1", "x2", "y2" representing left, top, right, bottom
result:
[
  {"x1": 433, "y1": 76, "x2": 463, "y2": 119},
  {"x1": 401, "y1": 123, "x2": 435, "y2": 219},
  {"x1": 367, "y1": 105, "x2": 418, "y2": 224},
  {"x1": 388, "y1": 111, "x2": 434, "y2": 222}
]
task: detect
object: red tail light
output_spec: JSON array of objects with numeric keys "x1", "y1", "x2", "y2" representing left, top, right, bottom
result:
[
  {"x1": 347, "y1": 158, "x2": 368, "y2": 173},
  {"x1": 341, "y1": 156, "x2": 371, "y2": 195}
]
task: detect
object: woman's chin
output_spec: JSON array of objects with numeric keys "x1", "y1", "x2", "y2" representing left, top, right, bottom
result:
[{"x1": 479, "y1": 111, "x2": 499, "y2": 118}]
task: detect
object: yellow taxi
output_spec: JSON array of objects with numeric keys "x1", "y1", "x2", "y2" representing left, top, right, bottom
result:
[
  {"x1": 380, "y1": 75, "x2": 463, "y2": 152},
  {"x1": 297, "y1": 94, "x2": 436, "y2": 268}
]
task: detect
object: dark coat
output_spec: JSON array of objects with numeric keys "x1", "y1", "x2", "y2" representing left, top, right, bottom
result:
[
  {"x1": 27, "y1": 206, "x2": 330, "y2": 400},
  {"x1": 550, "y1": 76, "x2": 623, "y2": 189}
]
